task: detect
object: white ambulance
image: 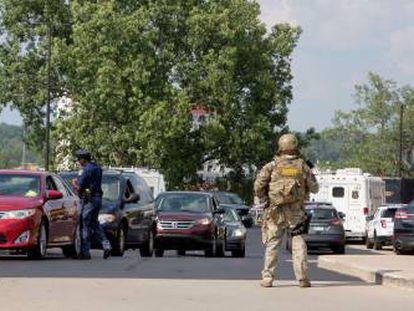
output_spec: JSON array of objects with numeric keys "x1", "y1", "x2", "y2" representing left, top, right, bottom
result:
[
  {"x1": 133, "y1": 168, "x2": 166, "y2": 198},
  {"x1": 110, "y1": 167, "x2": 166, "y2": 198},
  {"x1": 310, "y1": 168, "x2": 385, "y2": 240}
]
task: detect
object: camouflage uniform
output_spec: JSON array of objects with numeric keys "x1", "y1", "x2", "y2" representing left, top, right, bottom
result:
[{"x1": 255, "y1": 151, "x2": 319, "y2": 286}]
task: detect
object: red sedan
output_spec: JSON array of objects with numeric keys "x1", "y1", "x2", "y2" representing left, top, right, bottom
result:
[{"x1": 0, "y1": 170, "x2": 80, "y2": 259}]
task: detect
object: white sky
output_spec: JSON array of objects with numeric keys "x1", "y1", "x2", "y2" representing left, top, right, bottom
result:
[
  {"x1": 260, "y1": 0, "x2": 414, "y2": 131},
  {"x1": 2, "y1": 0, "x2": 414, "y2": 131}
]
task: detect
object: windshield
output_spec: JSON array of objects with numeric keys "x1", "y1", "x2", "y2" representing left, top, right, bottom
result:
[
  {"x1": 217, "y1": 193, "x2": 243, "y2": 205},
  {"x1": 158, "y1": 194, "x2": 210, "y2": 213},
  {"x1": 102, "y1": 175, "x2": 121, "y2": 202},
  {"x1": 223, "y1": 208, "x2": 240, "y2": 223},
  {"x1": 0, "y1": 174, "x2": 41, "y2": 198},
  {"x1": 307, "y1": 208, "x2": 337, "y2": 220}
]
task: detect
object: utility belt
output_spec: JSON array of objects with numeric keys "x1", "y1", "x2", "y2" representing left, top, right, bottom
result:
[{"x1": 80, "y1": 189, "x2": 102, "y2": 202}]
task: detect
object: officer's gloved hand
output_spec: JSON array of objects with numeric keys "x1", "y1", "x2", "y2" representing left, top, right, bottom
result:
[{"x1": 290, "y1": 213, "x2": 312, "y2": 237}]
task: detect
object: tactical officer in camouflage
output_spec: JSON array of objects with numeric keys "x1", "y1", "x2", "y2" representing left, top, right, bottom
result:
[{"x1": 254, "y1": 133, "x2": 319, "y2": 288}]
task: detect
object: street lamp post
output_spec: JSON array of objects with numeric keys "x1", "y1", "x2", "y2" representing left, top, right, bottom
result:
[{"x1": 398, "y1": 102, "x2": 404, "y2": 178}]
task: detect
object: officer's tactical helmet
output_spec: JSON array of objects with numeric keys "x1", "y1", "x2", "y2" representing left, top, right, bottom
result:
[
  {"x1": 75, "y1": 149, "x2": 92, "y2": 161},
  {"x1": 278, "y1": 134, "x2": 298, "y2": 152}
]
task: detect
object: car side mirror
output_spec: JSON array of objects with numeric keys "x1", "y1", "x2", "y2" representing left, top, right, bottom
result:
[
  {"x1": 123, "y1": 193, "x2": 140, "y2": 204},
  {"x1": 213, "y1": 208, "x2": 226, "y2": 215},
  {"x1": 47, "y1": 190, "x2": 63, "y2": 200},
  {"x1": 338, "y1": 212, "x2": 345, "y2": 219}
]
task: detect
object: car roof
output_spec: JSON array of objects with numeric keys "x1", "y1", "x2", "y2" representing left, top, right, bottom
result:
[
  {"x1": 159, "y1": 191, "x2": 214, "y2": 197},
  {"x1": 60, "y1": 169, "x2": 125, "y2": 177},
  {"x1": 0, "y1": 169, "x2": 46, "y2": 176},
  {"x1": 306, "y1": 204, "x2": 335, "y2": 210},
  {"x1": 306, "y1": 201, "x2": 332, "y2": 205},
  {"x1": 378, "y1": 204, "x2": 406, "y2": 209}
]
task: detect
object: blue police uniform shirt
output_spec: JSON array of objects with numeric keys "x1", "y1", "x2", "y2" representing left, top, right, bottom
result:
[{"x1": 77, "y1": 162, "x2": 103, "y2": 197}]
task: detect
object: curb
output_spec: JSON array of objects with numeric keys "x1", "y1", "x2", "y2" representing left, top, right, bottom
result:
[{"x1": 317, "y1": 256, "x2": 414, "y2": 291}]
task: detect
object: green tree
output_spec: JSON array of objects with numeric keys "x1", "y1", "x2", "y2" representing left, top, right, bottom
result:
[
  {"x1": 0, "y1": 123, "x2": 40, "y2": 168},
  {"x1": 0, "y1": 0, "x2": 72, "y2": 154},
  {"x1": 325, "y1": 73, "x2": 414, "y2": 177},
  {"x1": 1, "y1": 1, "x2": 301, "y2": 188}
]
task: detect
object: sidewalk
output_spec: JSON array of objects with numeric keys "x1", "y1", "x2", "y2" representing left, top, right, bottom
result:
[{"x1": 318, "y1": 246, "x2": 414, "y2": 291}]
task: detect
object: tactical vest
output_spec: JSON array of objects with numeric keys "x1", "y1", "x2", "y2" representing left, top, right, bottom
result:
[{"x1": 268, "y1": 157, "x2": 306, "y2": 206}]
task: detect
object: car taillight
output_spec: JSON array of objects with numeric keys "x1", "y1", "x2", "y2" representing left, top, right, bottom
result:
[
  {"x1": 363, "y1": 207, "x2": 369, "y2": 216},
  {"x1": 380, "y1": 220, "x2": 387, "y2": 228},
  {"x1": 395, "y1": 210, "x2": 409, "y2": 219},
  {"x1": 329, "y1": 219, "x2": 342, "y2": 226}
]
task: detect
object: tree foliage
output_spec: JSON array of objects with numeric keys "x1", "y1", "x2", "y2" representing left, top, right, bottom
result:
[
  {"x1": 1, "y1": 0, "x2": 301, "y2": 187},
  {"x1": 0, "y1": 0, "x2": 72, "y2": 153},
  {"x1": 0, "y1": 123, "x2": 40, "y2": 168},
  {"x1": 312, "y1": 73, "x2": 414, "y2": 177}
]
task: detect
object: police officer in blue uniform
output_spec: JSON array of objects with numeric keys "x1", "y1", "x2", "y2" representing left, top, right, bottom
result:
[{"x1": 74, "y1": 150, "x2": 111, "y2": 260}]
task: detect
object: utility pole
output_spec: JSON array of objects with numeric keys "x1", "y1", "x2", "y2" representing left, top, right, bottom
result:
[
  {"x1": 21, "y1": 124, "x2": 27, "y2": 167},
  {"x1": 398, "y1": 102, "x2": 404, "y2": 178},
  {"x1": 45, "y1": 25, "x2": 52, "y2": 171}
]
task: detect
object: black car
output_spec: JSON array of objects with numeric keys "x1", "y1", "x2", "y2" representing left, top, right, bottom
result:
[
  {"x1": 222, "y1": 206, "x2": 246, "y2": 257},
  {"x1": 154, "y1": 192, "x2": 226, "y2": 257},
  {"x1": 393, "y1": 204, "x2": 414, "y2": 255},
  {"x1": 287, "y1": 204, "x2": 346, "y2": 254},
  {"x1": 215, "y1": 192, "x2": 254, "y2": 228},
  {"x1": 60, "y1": 170, "x2": 156, "y2": 257}
]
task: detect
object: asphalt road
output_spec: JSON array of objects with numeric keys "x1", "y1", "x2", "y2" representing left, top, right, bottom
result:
[{"x1": 0, "y1": 228, "x2": 413, "y2": 310}]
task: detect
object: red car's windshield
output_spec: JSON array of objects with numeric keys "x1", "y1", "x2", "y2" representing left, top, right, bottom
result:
[
  {"x1": 158, "y1": 194, "x2": 210, "y2": 213},
  {"x1": 0, "y1": 174, "x2": 41, "y2": 198}
]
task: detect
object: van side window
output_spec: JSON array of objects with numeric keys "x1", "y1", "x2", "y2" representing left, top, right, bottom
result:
[{"x1": 332, "y1": 187, "x2": 345, "y2": 198}]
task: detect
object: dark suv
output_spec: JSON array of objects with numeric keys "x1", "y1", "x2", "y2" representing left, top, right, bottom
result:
[
  {"x1": 60, "y1": 170, "x2": 156, "y2": 257},
  {"x1": 154, "y1": 192, "x2": 226, "y2": 257},
  {"x1": 394, "y1": 204, "x2": 414, "y2": 254}
]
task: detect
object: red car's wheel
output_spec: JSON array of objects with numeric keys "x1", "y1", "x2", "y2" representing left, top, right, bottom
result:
[
  {"x1": 27, "y1": 220, "x2": 47, "y2": 259},
  {"x1": 62, "y1": 224, "x2": 81, "y2": 259}
]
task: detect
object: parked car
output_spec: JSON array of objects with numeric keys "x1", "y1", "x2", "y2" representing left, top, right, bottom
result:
[
  {"x1": 60, "y1": 170, "x2": 156, "y2": 257},
  {"x1": 0, "y1": 170, "x2": 80, "y2": 259},
  {"x1": 215, "y1": 192, "x2": 254, "y2": 228},
  {"x1": 154, "y1": 191, "x2": 226, "y2": 257},
  {"x1": 393, "y1": 203, "x2": 414, "y2": 255},
  {"x1": 222, "y1": 206, "x2": 246, "y2": 257},
  {"x1": 287, "y1": 203, "x2": 346, "y2": 254},
  {"x1": 365, "y1": 204, "x2": 404, "y2": 250}
]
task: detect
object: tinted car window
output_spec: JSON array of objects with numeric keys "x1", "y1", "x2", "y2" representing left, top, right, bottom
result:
[
  {"x1": 158, "y1": 194, "x2": 210, "y2": 213},
  {"x1": 102, "y1": 175, "x2": 121, "y2": 202},
  {"x1": 127, "y1": 174, "x2": 153, "y2": 204},
  {"x1": 382, "y1": 208, "x2": 398, "y2": 218},
  {"x1": 0, "y1": 174, "x2": 41, "y2": 197},
  {"x1": 217, "y1": 193, "x2": 243, "y2": 205},
  {"x1": 52, "y1": 176, "x2": 69, "y2": 197},
  {"x1": 223, "y1": 208, "x2": 240, "y2": 222},
  {"x1": 307, "y1": 208, "x2": 338, "y2": 220},
  {"x1": 60, "y1": 173, "x2": 79, "y2": 191},
  {"x1": 46, "y1": 176, "x2": 58, "y2": 191}
]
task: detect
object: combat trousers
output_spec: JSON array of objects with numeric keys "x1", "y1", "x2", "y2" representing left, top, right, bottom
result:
[
  {"x1": 80, "y1": 196, "x2": 111, "y2": 256},
  {"x1": 261, "y1": 203, "x2": 309, "y2": 281}
]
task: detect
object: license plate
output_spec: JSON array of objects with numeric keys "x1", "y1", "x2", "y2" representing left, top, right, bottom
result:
[{"x1": 312, "y1": 226, "x2": 325, "y2": 232}]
